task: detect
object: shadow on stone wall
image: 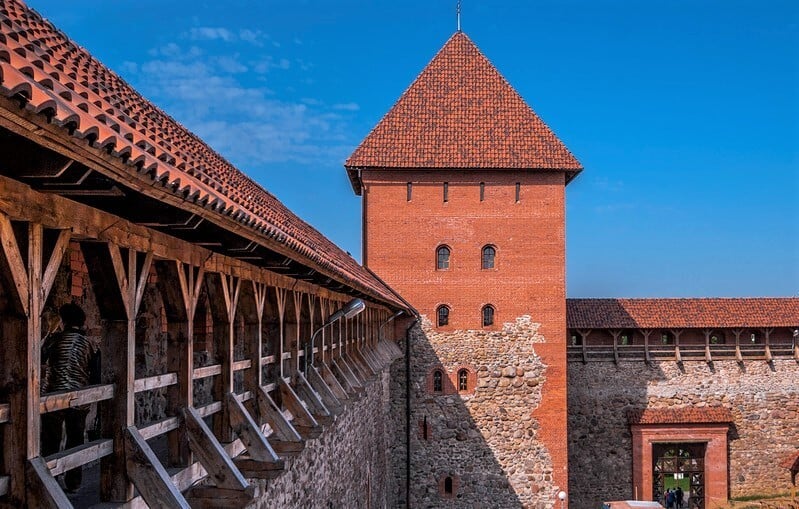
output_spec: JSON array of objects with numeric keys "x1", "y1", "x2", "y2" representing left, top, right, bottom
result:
[{"x1": 390, "y1": 316, "x2": 560, "y2": 508}]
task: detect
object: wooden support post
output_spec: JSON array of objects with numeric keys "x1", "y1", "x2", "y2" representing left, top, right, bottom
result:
[
  {"x1": 610, "y1": 330, "x2": 620, "y2": 364},
  {"x1": 183, "y1": 407, "x2": 251, "y2": 491},
  {"x1": 703, "y1": 329, "x2": 713, "y2": 364},
  {"x1": 671, "y1": 329, "x2": 683, "y2": 363},
  {"x1": 247, "y1": 282, "x2": 267, "y2": 409},
  {"x1": 307, "y1": 365, "x2": 344, "y2": 414},
  {"x1": 158, "y1": 261, "x2": 204, "y2": 468},
  {"x1": 226, "y1": 393, "x2": 284, "y2": 479},
  {"x1": 124, "y1": 426, "x2": 190, "y2": 509},
  {"x1": 290, "y1": 291, "x2": 303, "y2": 375},
  {"x1": 207, "y1": 274, "x2": 240, "y2": 442},
  {"x1": 275, "y1": 288, "x2": 287, "y2": 379},
  {"x1": 577, "y1": 329, "x2": 590, "y2": 364},
  {"x1": 318, "y1": 362, "x2": 349, "y2": 402},
  {"x1": 89, "y1": 243, "x2": 152, "y2": 502},
  {"x1": 733, "y1": 329, "x2": 743, "y2": 363},
  {"x1": 26, "y1": 457, "x2": 73, "y2": 509},
  {"x1": 292, "y1": 372, "x2": 332, "y2": 425},
  {"x1": 277, "y1": 378, "x2": 321, "y2": 439},
  {"x1": 642, "y1": 329, "x2": 652, "y2": 365},
  {"x1": 255, "y1": 387, "x2": 304, "y2": 457},
  {"x1": 763, "y1": 328, "x2": 773, "y2": 362}
]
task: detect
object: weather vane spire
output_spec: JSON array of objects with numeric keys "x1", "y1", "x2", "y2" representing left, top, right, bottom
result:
[{"x1": 457, "y1": 0, "x2": 461, "y2": 32}]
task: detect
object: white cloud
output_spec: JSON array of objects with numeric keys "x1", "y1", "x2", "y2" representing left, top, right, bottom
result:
[
  {"x1": 332, "y1": 102, "x2": 360, "y2": 111},
  {"x1": 188, "y1": 27, "x2": 234, "y2": 42}
]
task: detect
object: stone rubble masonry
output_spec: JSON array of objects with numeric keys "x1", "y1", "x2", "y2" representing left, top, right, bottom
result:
[
  {"x1": 389, "y1": 316, "x2": 565, "y2": 508},
  {"x1": 567, "y1": 359, "x2": 799, "y2": 509},
  {"x1": 249, "y1": 371, "x2": 393, "y2": 508}
]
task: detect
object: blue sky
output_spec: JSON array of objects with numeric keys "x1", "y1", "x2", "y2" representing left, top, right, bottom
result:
[{"x1": 30, "y1": 0, "x2": 798, "y2": 297}]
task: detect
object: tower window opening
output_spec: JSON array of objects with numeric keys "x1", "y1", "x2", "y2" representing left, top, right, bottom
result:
[
  {"x1": 458, "y1": 369, "x2": 469, "y2": 391},
  {"x1": 443, "y1": 182, "x2": 449, "y2": 202},
  {"x1": 482, "y1": 305, "x2": 495, "y2": 327},
  {"x1": 433, "y1": 370, "x2": 443, "y2": 392},
  {"x1": 515, "y1": 182, "x2": 520, "y2": 202},
  {"x1": 422, "y1": 416, "x2": 429, "y2": 440},
  {"x1": 482, "y1": 245, "x2": 495, "y2": 269},
  {"x1": 436, "y1": 246, "x2": 450, "y2": 270},
  {"x1": 437, "y1": 305, "x2": 450, "y2": 327},
  {"x1": 444, "y1": 476, "x2": 453, "y2": 495},
  {"x1": 407, "y1": 182, "x2": 412, "y2": 201},
  {"x1": 479, "y1": 182, "x2": 485, "y2": 201}
]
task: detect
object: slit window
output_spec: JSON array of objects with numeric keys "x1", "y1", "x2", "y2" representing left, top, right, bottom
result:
[
  {"x1": 436, "y1": 246, "x2": 450, "y2": 270},
  {"x1": 482, "y1": 245, "x2": 495, "y2": 269},
  {"x1": 433, "y1": 370, "x2": 443, "y2": 392},
  {"x1": 444, "y1": 476, "x2": 453, "y2": 495},
  {"x1": 458, "y1": 369, "x2": 468, "y2": 391},
  {"x1": 479, "y1": 182, "x2": 485, "y2": 201},
  {"x1": 437, "y1": 305, "x2": 450, "y2": 327},
  {"x1": 443, "y1": 182, "x2": 449, "y2": 202},
  {"x1": 422, "y1": 416, "x2": 429, "y2": 440},
  {"x1": 482, "y1": 305, "x2": 494, "y2": 327},
  {"x1": 407, "y1": 182, "x2": 412, "y2": 201},
  {"x1": 515, "y1": 182, "x2": 520, "y2": 202}
]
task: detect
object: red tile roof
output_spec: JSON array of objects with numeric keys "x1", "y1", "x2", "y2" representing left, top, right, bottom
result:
[
  {"x1": 345, "y1": 31, "x2": 582, "y2": 194},
  {"x1": 567, "y1": 298, "x2": 799, "y2": 329},
  {"x1": 627, "y1": 407, "x2": 734, "y2": 425},
  {"x1": 780, "y1": 451, "x2": 799, "y2": 471},
  {"x1": 0, "y1": 0, "x2": 404, "y2": 308}
]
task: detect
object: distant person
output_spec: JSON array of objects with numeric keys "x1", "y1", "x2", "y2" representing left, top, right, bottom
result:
[
  {"x1": 675, "y1": 486, "x2": 684, "y2": 509},
  {"x1": 665, "y1": 489, "x2": 674, "y2": 509},
  {"x1": 41, "y1": 303, "x2": 98, "y2": 492}
]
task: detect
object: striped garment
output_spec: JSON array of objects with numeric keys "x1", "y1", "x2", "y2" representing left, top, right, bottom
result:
[{"x1": 41, "y1": 326, "x2": 94, "y2": 392}]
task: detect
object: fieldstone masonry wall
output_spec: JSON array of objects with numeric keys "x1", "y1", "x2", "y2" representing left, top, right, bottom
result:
[
  {"x1": 390, "y1": 315, "x2": 563, "y2": 508},
  {"x1": 248, "y1": 371, "x2": 393, "y2": 508},
  {"x1": 568, "y1": 359, "x2": 799, "y2": 509}
]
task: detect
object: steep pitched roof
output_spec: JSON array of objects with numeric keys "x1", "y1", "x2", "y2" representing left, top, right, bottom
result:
[
  {"x1": 567, "y1": 298, "x2": 799, "y2": 329},
  {"x1": 0, "y1": 0, "x2": 404, "y2": 308},
  {"x1": 345, "y1": 31, "x2": 582, "y2": 193}
]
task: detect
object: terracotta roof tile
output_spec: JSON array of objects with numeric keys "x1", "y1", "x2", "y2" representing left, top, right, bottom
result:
[
  {"x1": 627, "y1": 407, "x2": 734, "y2": 425},
  {"x1": 0, "y1": 0, "x2": 403, "y2": 308},
  {"x1": 567, "y1": 298, "x2": 799, "y2": 329},
  {"x1": 345, "y1": 32, "x2": 582, "y2": 193}
]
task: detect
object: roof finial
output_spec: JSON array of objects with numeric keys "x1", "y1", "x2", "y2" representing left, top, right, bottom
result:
[{"x1": 457, "y1": 0, "x2": 462, "y2": 32}]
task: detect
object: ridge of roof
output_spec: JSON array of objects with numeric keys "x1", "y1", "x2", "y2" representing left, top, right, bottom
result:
[
  {"x1": 0, "y1": 0, "x2": 404, "y2": 308},
  {"x1": 567, "y1": 297, "x2": 799, "y2": 329},
  {"x1": 345, "y1": 31, "x2": 582, "y2": 194}
]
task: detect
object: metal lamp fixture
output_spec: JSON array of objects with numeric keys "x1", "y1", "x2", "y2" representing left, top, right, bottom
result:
[
  {"x1": 304, "y1": 298, "x2": 366, "y2": 373},
  {"x1": 558, "y1": 490, "x2": 567, "y2": 509}
]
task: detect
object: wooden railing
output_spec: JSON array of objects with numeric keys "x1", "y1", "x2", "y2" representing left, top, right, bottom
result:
[{"x1": 568, "y1": 342, "x2": 797, "y2": 363}]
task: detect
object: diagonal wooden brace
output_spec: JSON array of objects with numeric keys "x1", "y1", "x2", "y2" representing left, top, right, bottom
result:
[
  {"x1": 124, "y1": 426, "x2": 190, "y2": 509},
  {"x1": 306, "y1": 365, "x2": 344, "y2": 414},
  {"x1": 183, "y1": 407, "x2": 250, "y2": 492},
  {"x1": 291, "y1": 372, "x2": 333, "y2": 425},
  {"x1": 278, "y1": 378, "x2": 322, "y2": 439},
  {"x1": 255, "y1": 386, "x2": 304, "y2": 456}
]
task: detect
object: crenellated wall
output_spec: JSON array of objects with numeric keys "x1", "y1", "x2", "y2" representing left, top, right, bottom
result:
[{"x1": 567, "y1": 359, "x2": 799, "y2": 509}]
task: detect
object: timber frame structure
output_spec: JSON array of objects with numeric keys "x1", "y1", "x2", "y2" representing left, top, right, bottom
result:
[{"x1": 0, "y1": 1, "x2": 409, "y2": 507}]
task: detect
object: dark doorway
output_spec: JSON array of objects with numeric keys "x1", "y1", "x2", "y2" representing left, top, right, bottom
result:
[{"x1": 653, "y1": 442, "x2": 706, "y2": 508}]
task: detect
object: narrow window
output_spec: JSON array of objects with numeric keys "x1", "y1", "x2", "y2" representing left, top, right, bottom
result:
[
  {"x1": 750, "y1": 332, "x2": 757, "y2": 343},
  {"x1": 482, "y1": 305, "x2": 494, "y2": 327},
  {"x1": 443, "y1": 182, "x2": 449, "y2": 202},
  {"x1": 433, "y1": 370, "x2": 443, "y2": 392},
  {"x1": 515, "y1": 182, "x2": 520, "y2": 202},
  {"x1": 458, "y1": 369, "x2": 468, "y2": 391},
  {"x1": 481, "y1": 245, "x2": 495, "y2": 269},
  {"x1": 436, "y1": 246, "x2": 450, "y2": 270},
  {"x1": 479, "y1": 182, "x2": 485, "y2": 201},
  {"x1": 620, "y1": 333, "x2": 630, "y2": 345},
  {"x1": 422, "y1": 416, "x2": 429, "y2": 440},
  {"x1": 444, "y1": 477, "x2": 453, "y2": 495},
  {"x1": 407, "y1": 182, "x2": 412, "y2": 201},
  {"x1": 437, "y1": 305, "x2": 449, "y2": 327}
]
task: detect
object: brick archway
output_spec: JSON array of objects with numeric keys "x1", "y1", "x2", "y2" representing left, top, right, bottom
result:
[{"x1": 628, "y1": 408, "x2": 733, "y2": 508}]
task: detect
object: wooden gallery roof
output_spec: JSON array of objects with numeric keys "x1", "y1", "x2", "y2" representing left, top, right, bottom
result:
[
  {"x1": 0, "y1": 0, "x2": 405, "y2": 309},
  {"x1": 567, "y1": 298, "x2": 799, "y2": 330},
  {"x1": 345, "y1": 31, "x2": 582, "y2": 194}
]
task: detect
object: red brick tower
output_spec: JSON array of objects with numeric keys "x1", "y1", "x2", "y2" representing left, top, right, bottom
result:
[{"x1": 346, "y1": 31, "x2": 582, "y2": 506}]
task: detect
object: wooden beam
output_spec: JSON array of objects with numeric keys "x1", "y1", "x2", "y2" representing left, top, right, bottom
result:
[
  {"x1": 194, "y1": 364, "x2": 222, "y2": 379},
  {"x1": 225, "y1": 392, "x2": 281, "y2": 464},
  {"x1": 277, "y1": 378, "x2": 321, "y2": 439},
  {"x1": 124, "y1": 426, "x2": 190, "y2": 509},
  {"x1": 138, "y1": 417, "x2": 181, "y2": 441},
  {"x1": 306, "y1": 365, "x2": 344, "y2": 414},
  {"x1": 0, "y1": 213, "x2": 29, "y2": 315},
  {"x1": 183, "y1": 407, "x2": 250, "y2": 491},
  {"x1": 134, "y1": 373, "x2": 178, "y2": 393},
  {"x1": 40, "y1": 228, "x2": 70, "y2": 301},
  {"x1": 0, "y1": 475, "x2": 9, "y2": 497},
  {"x1": 292, "y1": 372, "x2": 333, "y2": 425},
  {"x1": 255, "y1": 386, "x2": 303, "y2": 453},
  {"x1": 40, "y1": 384, "x2": 115, "y2": 413},
  {"x1": 26, "y1": 456, "x2": 73, "y2": 509},
  {"x1": 45, "y1": 438, "x2": 114, "y2": 477},
  {"x1": 319, "y1": 362, "x2": 350, "y2": 401}
]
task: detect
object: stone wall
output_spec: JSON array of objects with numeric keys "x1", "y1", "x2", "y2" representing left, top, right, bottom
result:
[
  {"x1": 249, "y1": 370, "x2": 393, "y2": 508},
  {"x1": 389, "y1": 316, "x2": 564, "y2": 509},
  {"x1": 567, "y1": 359, "x2": 799, "y2": 509}
]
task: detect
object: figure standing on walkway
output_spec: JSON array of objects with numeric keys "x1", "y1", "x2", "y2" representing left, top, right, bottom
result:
[{"x1": 41, "y1": 303, "x2": 98, "y2": 492}]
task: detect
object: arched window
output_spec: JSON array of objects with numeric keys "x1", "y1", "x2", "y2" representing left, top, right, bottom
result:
[
  {"x1": 444, "y1": 476, "x2": 453, "y2": 495},
  {"x1": 433, "y1": 370, "x2": 443, "y2": 393},
  {"x1": 458, "y1": 369, "x2": 469, "y2": 391},
  {"x1": 436, "y1": 246, "x2": 450, "y2": 270},
  {"x1": 437, "y1": 305, "x2": 449, "y2": 327},
  {"x1": 481, "y1": 245, "x2": 495, "y2": 269},
  {"x1": 482, "y1": 305, "x2": 494, "y2": 327}
]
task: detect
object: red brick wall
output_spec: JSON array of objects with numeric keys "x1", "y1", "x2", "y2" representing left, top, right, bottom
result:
[{"x1": 363, "y1": 168, "x2": 570, "y2": 499}]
